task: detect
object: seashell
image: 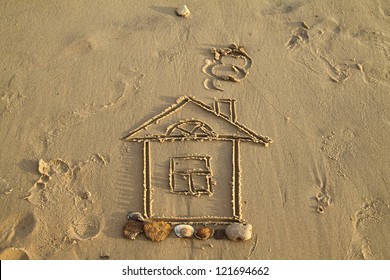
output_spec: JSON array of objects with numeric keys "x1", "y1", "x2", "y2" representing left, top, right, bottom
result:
[
  {"x1": 225, "y1": 223, "x2": 253, "y2": 241},
  {"x1": 174, "y1": 224, "x2": 194, "y2": 238},
  {"x1": 176, "y1": 5, "x2": 190, "y2": 17},
  {"x1": 144, "y1": 221, "x2": 172, "y2": 242},
  {"x1": 123, "y1": 220, "x2": 144, "y2": 240},
  {"x1": 127, "y1": 211, "x2": 146, "y2": 222},
  {"x1": 213, "y1": 229, "x2": 226, "y2": 240},
  {"x1": 195, "y1": 226, "x2": 214, "y2": 240}
]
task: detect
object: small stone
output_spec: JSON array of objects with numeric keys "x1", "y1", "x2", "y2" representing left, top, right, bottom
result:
[
  {"x1": 127, "y1": 211, "x2": 146, "y2": 222},
  {"x1": 81, "y1": 191, "x2": 91, "y2": 200},
  {"x1": 176, "y1": 5, "x2": 190, "y2": 17},
  {"x1": 317, "y1": 206, "x2": 325, "y2": 214},
  {"x1": 213, "y1": 229, "x2": 226, "y2": 240},
  {"x1": 123, "y1": 220, "x2": 144, "y2": 240},
  {"x1": 225, "y1": 223, "x2": 252, "y2": 241},
  {"x1": 195, "y1": 226, "x2": 214, "y2": 240},
  {"x1": 144, "y1": 221, "x2": 172, "y2": 242}
]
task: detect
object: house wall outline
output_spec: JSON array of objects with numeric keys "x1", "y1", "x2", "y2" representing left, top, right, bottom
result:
[{"x1": 123, "y1": 95, "x2": 272, "y2": 224}]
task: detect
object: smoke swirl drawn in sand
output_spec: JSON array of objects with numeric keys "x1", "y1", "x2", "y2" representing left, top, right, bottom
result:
[{"x1": 202, "y1": 43, "x2": 253, "y2": 91}]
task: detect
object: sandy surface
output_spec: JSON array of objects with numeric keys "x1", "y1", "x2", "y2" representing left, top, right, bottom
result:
[{"x1": 0, "y1": 0, "x2": 389, "y2": 260}]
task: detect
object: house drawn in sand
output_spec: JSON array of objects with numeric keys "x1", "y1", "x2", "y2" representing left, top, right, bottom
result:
[{"x1": 123, "y1": 95, "x2": 272, "y2": 224}]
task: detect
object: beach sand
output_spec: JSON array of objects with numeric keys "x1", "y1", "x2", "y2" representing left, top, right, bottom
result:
[{"x1": 0, "y1": 0, "x2": 389, "y2": 259}]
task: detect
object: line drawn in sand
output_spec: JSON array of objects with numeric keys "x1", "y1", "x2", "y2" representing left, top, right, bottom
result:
[
  {"x1": 123, "y1": 95, "x2": 272, "y2": 224},
  {"x1": 169, "y1": 155, "x2": 214, "y2": 197},
  {"x1": 202, "y1": 43, "x2": 253, "y2": 91}
]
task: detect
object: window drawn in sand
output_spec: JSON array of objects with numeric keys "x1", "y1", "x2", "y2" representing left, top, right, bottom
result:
[
  {"x1": 170, "y1": 155, "x2": 214, "y2": 196},
  {"x1": 166, "y1": 120, "x2": 216, "y2": 138},
  {"x1": 123, "y1": 95, "x2": 272, "y2": 224},
  {"x1": 202, "y1": 43, "x2": 253, "y2": 91}
]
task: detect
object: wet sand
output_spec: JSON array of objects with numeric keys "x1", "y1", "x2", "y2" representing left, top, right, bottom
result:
[{"x1": 0, "y1": 0, "x2": 389, "y2": 259}]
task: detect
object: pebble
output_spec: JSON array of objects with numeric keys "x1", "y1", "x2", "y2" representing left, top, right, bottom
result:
[
  {"x1": 81, "y1": 191, "x2": 91, "y2": 200},
  {"x1": 176, "y1": 5, "x2": 190, "y2": 17},
  {"x1": 123, "y1": 220, "x2": 144, "y2": 240},
  {"x1": 127, "y1": 211, "x2": 146, "y2": 222},
  {"x1": 225, "y1": 223, "x2": 253, "y2": 241},
  {"x1": 144, "y1": 221, "x2": 172, "y2": 242},
  {"x1": 213, "y1": 229, "x2": 226, "y2": 240}
]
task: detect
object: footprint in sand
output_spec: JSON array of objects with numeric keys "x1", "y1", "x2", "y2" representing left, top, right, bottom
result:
[
  {"x1": 26, "y1": 154, "x2": 108, "y2": 257},
  {"x1": 321, "y1": 129, "x2": 356, "y2": 180},
  {"x1": 286, "y1": 18, "x2": 359, "y2": 83},
  {"x1": 0, "y1": 72, "x2": 27, "y2": 120},
  {"x1": 14, "y1": 212, "x2": 36, "y2": 241},
  {"x1": 357, "y1": 61, "x2": 390, "y2": 88},
  {"x1": 27, "y1": 158, "x2": 73, "y2": 206},
  {"x1": 347, "y1": 199, "x2": 390, "y2": 259},
  {"x1": 67, "y1": 37, "x2": 95, "y2": 55},
  {"x1": 350, "y1": 29, "x2": 390, "y2": 88},
  {"x1": 287, "y1": 17, "x2": 390, "y2": 87},
  {"x1": 0, "y1": 248, "x2": 30, "y2": 260},
  {"x1": 0, "y1": 212, "x2": 36, "y2": 247},
  {"x1": 0, "y1": 89, "x2": 26, "y2": 118},
  {"x1": 67, "y1": 214, "x2": 101, "y2": 241},
  {"x1": 112, "y1": 66, "x2": 144, "y2": 103},
  {"x1": 378, "y1": 0, "x2": 390, "y2": 18}
]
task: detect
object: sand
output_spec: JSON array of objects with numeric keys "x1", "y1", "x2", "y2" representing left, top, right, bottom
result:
[{"x1": 0, "y1": 0, "x2": 389, "y2": 260}]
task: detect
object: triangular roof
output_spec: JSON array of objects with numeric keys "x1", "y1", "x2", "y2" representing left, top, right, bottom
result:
[{"x1": 123, "y1": 96, "x2": 272, "y2": 146}]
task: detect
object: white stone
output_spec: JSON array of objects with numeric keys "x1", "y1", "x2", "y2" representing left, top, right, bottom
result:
[
  {"x1": 176, "y1": 5, "x2": 190, "y2": 17},
  {"x1": 225, "y1": 223, "x2": 253, "y2": 241}
]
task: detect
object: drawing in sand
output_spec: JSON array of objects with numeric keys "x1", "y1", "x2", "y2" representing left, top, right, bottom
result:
[
  {"x1": 203, "y1": 43, "x2": 253, "y2": 91},
  {"x1": 123, "y1": 95, "x2": 272, "y2": 224}
]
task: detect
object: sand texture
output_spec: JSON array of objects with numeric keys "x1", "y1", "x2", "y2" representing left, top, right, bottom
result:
[{"x1": 0, "y1": 0, "x2": 389, "y2": 260}]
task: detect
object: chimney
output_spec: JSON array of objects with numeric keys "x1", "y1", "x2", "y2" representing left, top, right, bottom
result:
[{"x1": 214, "y1": 99, "x2": 237, "y2": 123}]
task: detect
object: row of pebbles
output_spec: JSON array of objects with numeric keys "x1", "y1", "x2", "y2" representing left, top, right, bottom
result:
[{"x1": 123, "y1": 212, "x2": 252, "y2": 242}]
